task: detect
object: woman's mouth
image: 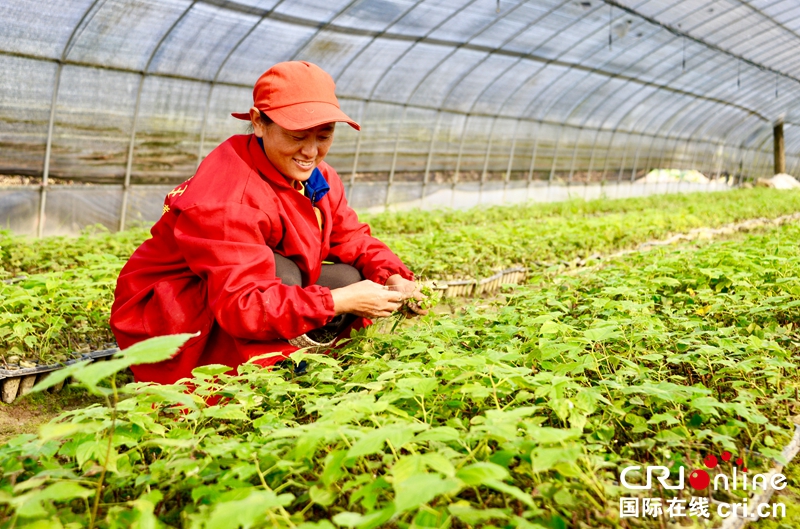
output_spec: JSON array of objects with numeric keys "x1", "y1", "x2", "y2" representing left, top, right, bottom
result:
[{"x1": 293, "y1": 158, "x2": 314, "y2": 170}]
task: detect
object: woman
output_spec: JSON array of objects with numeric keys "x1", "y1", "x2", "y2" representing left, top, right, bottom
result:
[{"x1": 110, "y1": 61, "x2": 425, "y2": 384}]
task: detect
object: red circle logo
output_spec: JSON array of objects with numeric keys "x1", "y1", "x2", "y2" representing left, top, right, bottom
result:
[{"x1": 688, "y1": 469, "x2": 710, "y2": 490}]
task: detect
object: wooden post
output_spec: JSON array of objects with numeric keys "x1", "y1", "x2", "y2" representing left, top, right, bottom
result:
[{"x1": 774, "y1": 122, "x2": 785, "y2": 175}]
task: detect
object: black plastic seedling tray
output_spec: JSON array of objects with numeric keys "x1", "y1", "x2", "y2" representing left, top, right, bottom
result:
[{"x1": 0, "y1": 347, "x2": 119, "y2": 404}]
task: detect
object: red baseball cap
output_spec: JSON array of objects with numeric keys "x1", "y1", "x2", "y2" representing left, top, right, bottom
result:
[{"x1": 231, "y1": 61, "x2": 360, "y2": 131}]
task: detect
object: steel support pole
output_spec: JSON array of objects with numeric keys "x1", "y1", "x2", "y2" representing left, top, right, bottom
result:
[
  {"x1": 119, "y1": 1, "x2": 198, "y2": 232},
  {"x1": 349, "y1": 100, "x2": 367, "y2": 196},
  {"x1": 197, "y1": 81, "x2": 215, "y2": 169},
  {"x1": 526, "y1": 125, "x2": 540, "y2": 201},
  {"x1": 547, "y1": 134, "x2": 560, "y2": 184},
  {"x1": 503, "y1": 119, "x2": 521, "y2": 202},
  {"x1": 478, "y1": 117, "x2": 497, "y2": 205},
  {"x1": 599, "y1": 133, "x2": 614, "y2": 184},
  {"x1": 641, "y1": 133, "x2": 661, "y2": 180},
  {"x1": 774, "y1": 122, "x2": 785, "y2": 175},
  {"x1": 119, "y1": 76, "x2": 145, "y2": 232},
  {"x1": 36, "y1": 0, "x2": 103, "y2": 237},
  {"x1": 714, "y1": 142, "x2": 725, "y2": 181},
  {"x1": 547, "y1": 127, "x2": 562, "y2": 202},
  {"x1": 421, "y1": 110, "x2": 441, "y2": 207},
  {"x1": 566, "y1": 133, "x2": 580, "y2": 184},
  {"x1": 629, "y1": 136, "x2": 644, "y2": 183},
  {"x1": 453, "y1": 115, "x2": 469, "y2": 184},
  {"x1": 37, "y1": 64, "x2": 62, "y2": 238},
  {"x1": 385, "y1": 105, "x2": 408, "y2": 210},
  {"x1": 451, "y1": 114, "x2": 470, "y2": 208},
  {"x1": 616, "y1": 133, "x2": 629, "y2": 184},
  {"x1": 585, "y1": 132, "x2": 599, "y2": 184}
]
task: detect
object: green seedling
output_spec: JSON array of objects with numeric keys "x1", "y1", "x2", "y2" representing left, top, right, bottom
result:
[{"x1": 3, "y1": 222, "x2": 798, "y2": 527}]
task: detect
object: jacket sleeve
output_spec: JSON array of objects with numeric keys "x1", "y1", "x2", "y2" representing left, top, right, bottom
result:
[
  {"x1": 173, "y1": 203, "x2": 336, "y2": 341},
  {"x1": 324, "y1": 173, "x2": 414, "y2": 285}
]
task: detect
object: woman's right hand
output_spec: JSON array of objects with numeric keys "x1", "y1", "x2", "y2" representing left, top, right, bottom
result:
[{"x1": 330, "y1": 280, "x2": 405, "y2": 319}]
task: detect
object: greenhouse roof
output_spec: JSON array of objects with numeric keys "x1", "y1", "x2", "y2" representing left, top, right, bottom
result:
[{"x1": 1, "y1": 0, "x2": 798, "y2": 183}]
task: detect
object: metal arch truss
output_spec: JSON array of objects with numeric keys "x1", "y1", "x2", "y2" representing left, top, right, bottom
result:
[{"x1": 9, "y1": 0, "x2": 800, "y2": 232}]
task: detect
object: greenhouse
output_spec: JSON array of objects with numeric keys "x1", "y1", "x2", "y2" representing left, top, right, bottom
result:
[
  {"x1": 1, "y1": 0, "x2": 798, "y2": 234},
  {"x1": 1, "y1": 0, "x2": 800, "y2": 528}
]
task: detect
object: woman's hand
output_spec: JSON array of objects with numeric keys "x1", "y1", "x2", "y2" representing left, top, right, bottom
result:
[
  {"x1": 385, "y1": 274, "x2": 428, "y2": 316},
  {"x1": 330, "y1": 280, "x2": 405, "y2": 319}
]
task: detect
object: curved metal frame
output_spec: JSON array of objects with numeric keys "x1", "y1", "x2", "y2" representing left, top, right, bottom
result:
[
  {"x1": 576, "y1": 0, "x2": 800, "y2": 179},
  {"x1": 36, "y1": 0, "x2": 106, "y2": 237},
  {"x1": 119, "y1": 0, "x2": 201, "y2": 231},
  {"x1": 512, "y1": 2, "x2": 666, "y2": 184},
  {"x1": 601, "y1": 0, "x2": 800, "y2": 172},
  {"x1": 383, "y1": 0, "x2": 564, "y2": 207},
  {"x1": 475, "y1": 0, "x2": 752, "y2": 190},
  {"x1": 196, "y1": 0, "x2": 289, "y2": 167},
  {"x1": 446, "y1": 0, "x2": 581, "y2": 189},
  {"x1": 548, "y1": 2, "x2": 791, "y2": 184},
  {"x1": 334, "y1": 0, "x2": 485, "y2": 207},
  {"x1": 8, "y1": 0, "x2": 800, "y2": 228},
  {"x1": 589, "y1": 17, "x2": 770, "y2": 178}
]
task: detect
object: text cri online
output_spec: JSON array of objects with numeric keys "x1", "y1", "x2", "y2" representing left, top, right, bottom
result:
[{"x1": 619, "y1": 465, "x2": 787, "y2": 520}]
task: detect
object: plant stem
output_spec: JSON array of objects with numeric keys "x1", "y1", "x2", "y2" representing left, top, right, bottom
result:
[{"x1": 89, "y1": 376, "x2": 118, "y2": 529}]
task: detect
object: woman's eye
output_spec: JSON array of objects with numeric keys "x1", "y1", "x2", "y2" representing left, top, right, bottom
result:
[{"x1": 292, "y1": 136, "x2": 305, "y2": 141}]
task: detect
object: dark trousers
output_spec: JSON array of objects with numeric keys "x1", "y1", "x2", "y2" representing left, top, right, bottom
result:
[
  {"x1": 273, "y1": 254, "x2": 362, "y2": 290},
  {"x1": 273, "y1": 254, "x2": 361, "y2": 335}
]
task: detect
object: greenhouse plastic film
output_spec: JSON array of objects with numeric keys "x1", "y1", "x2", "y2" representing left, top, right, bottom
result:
[
  {"x1": 0, "y1": 0, "x2": 796, "y2": 224},
  {"x1": 42, "y1": 186, "x2": 122, "y2": 235},
  {"x1": 0, "y1": 188, "x2": 39, "y2": 235}
]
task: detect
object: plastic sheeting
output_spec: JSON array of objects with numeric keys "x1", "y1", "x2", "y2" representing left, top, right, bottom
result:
[
  {"x1": 1, "y1": 180, "x2": 733, "y2": 236},
  {"x1": 0, "y1": 0, "x2": 798, "y2": 225}
]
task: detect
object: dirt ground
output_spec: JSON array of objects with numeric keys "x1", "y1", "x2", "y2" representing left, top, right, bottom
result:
[
  {"x1": 0, "y1": 385, "x2": 103, "y2": 443},
  {"x1": 0, "y1": 370, "x2": 134, "y2": 444}
]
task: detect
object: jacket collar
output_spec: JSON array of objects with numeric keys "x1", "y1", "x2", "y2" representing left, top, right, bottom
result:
[
  {"x1": 252, "y1": 136, "x2": 330, "y2": 205},
  {"x1": 304, "y1": 167, "x2": 330, "y2": 205}
]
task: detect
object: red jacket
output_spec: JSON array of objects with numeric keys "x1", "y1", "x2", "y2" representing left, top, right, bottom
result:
[{"x1": 110, "y1": 134, "x2": 412, "y2": 384}]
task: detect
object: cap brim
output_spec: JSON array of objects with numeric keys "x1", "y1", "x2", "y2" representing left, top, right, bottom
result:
[
  {"x1": 231, "y1": 112, "x2": 251, "y2": 120},
  {"x1": 265, "y1": 102, "x2": 360, "y2": 131}
]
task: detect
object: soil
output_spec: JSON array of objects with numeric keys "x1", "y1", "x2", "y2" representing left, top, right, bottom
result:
[
  {"x1": 0, "y1": 174, "x2": 94, "y2": 186},
  {"x1": 0, "y1": 370, "x2": 133, "y2": 443},
  {"x1": 0, "y1": 385, "x2": 101, "y2": 443}
]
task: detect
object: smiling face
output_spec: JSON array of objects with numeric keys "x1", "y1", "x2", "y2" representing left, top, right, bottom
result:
[{"x1": 250, "y1": 107, "x2": 335, "y2": 182}]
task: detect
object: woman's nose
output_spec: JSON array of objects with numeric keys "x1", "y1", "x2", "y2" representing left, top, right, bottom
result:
[{"x1": 300, "y1": 138, "x2": 318, "y2": 159}]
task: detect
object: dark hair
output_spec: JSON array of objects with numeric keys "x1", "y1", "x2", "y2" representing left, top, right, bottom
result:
[{"x1": 246, "y1": 110, "x2": 273, "y2": 133}]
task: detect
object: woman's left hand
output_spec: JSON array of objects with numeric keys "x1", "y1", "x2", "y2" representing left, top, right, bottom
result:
[{"x1": 385, "y1": 274, "x2": 428, "y2": 316}]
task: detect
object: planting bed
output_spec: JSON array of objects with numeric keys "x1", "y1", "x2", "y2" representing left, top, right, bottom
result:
[
  {"x1": 1, "y1": 216, "x2": 799, "y2": 527},
  {"x1": 0, "y1": 256, "x2": 122, "y2": 369},
  {"x1": 3, "y1": 189, "x2": 800, "y2": 372}
]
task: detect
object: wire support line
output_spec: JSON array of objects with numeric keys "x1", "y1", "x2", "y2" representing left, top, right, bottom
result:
[
  {"x1": 201, "y1": 0, "x2": 800, "y2": 91},
  {"x1": 601, "y1": 0, "x2": 800, "y2": 88},
  {"x1": 0, "y1": 44, "x2": 781, "y2": 127}
]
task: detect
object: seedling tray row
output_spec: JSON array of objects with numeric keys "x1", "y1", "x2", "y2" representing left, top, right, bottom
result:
[{"x1": 0, "y1": 347, "x2": 118, "y2": 403}]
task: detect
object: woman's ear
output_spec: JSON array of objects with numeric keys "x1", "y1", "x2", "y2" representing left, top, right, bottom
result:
[{"x1": 249, "y1": 106, "x2": 265, "y2": 137}]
